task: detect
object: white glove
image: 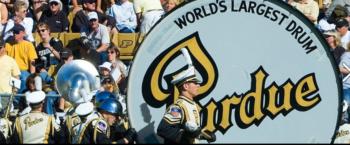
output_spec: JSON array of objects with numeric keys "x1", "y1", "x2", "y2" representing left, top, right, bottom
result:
[
  {"x1": 56, "y1": 112, "x2": 66, "y2": 124},
  {"x1": 185, "y1": 121, "x2": 199, "y2": 132}
]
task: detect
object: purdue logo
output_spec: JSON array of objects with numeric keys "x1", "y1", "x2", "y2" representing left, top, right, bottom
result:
[
  {"x1": 128, "y1": 0, "x2": 340, "y2": 143},
  {"x1": 120, "y1": 40, "x2": 134, "y2": 48},
  {"x1": 142, "y1": 33, "x2": 218, "y2": 107}
]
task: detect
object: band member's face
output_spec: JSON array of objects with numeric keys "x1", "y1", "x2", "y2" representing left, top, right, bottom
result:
[
  {"x1": 184, "y1": 82, "x2": 200, "y2": 97},
  {"x1": 106, "y1": 113, "x2": 117, "y2": 126}
]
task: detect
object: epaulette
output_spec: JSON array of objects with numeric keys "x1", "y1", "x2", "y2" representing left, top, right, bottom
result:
[{"x1": 94, "y1": 119, "x2": 108, "y2": 134}]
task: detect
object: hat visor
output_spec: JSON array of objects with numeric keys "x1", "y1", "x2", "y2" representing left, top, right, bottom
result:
[
  {"x1": 186, "y1": 78, "x2": 201, "y2": 84},
  {"x1": 29, "y1": 101, "x2": 44, "y2": 106},
  {"x1": 177, "y1": 77, "x2": 201, "y2": 87}
]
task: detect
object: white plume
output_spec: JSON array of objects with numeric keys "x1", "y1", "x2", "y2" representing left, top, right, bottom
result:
[{"x1": 181, "y1": 48, "x2": 192, "y2": 66}]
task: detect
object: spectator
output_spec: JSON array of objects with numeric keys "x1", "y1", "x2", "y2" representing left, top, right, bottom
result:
[
  {"x1": 100, "y1": 76, "x2": 118, "y2": 94},
  {"x1": 336, "y1": 18, "x2": 350, "y2": 49},
  {"x1": 108, "y1": 0, "x2": 137, "y2": 33},
  {"x1": 71, "y1": 0, "x2": 102, "y2": 14},
  {"x1": 100, "y1": 75, "x2": 127, "y2": 114},
  {"x1": 5, "y1": 24, "x2": 37, "y2": 93},
  {"x1": 339, "y1": 43, "x2": 350, "y2": 116},
  {"x1": 19, "y1": 73, "x2": 42, "y2": 114},
  {"x1": 48, "y1": 49, "x2": 72, "y2": 115},
  {"x1": 134, "y1": 0, "x2": 164, "y2": 34},
  {"x1": 0, "y1": 1, "x2": 8, "y2": 33},
  {"x1": 105, "y1": 0, "x2": 116, "y2": 15},
  {"x1": 35, "y1": 22, "x2": 62, "y2": 84},
  {"x1": 99, "y1": 61, "x2": 112, "y2": 79},
  {"x1": 323, "y1": 0, "x2": 332, "y2": 10},
  {"x1": 326, "y1": 0, "x2": 350, "y2": 18},
  {"x1": 80, "y1": 11, "x2": 110, "y2": 65},
  {"x1": 164, "y1": 0, "x2": 179, "y2": 13},
  {"x1": 3, "y1": 0, "x2": 34, "y2": 42},
  {"x1": 326, "y1": 5, "x2": 349, "y2": 26},
  {"x1": 324, "y1": 30, "x2": 346, "y2": 65},
  {"x1": 106, "y1": 45, "x2": 127, "y2": 92},
  {"x1": 39, "y1": 0, "x2": 69, "y2": 32},
  {"x1": 2, "y1": 0, "x2": 29, "y2": 15},
  {"x1": 72, "y1": 0, "x2": 116, "y2": 33},
  {"x1": 160, "y1": 0, "x2": 166, "y2": 5},
  {"x1": 59, "y1": 48, "x2": 74, "y2": 63},
  {"x1": 51, "y1": 48, "x2": 73, "y2": 81},
  {"x1": 288, "y1": 0, "x2": 319, "y2": 24},
  {"x1": 30, "y1": 0, "x2": 48, "y2": 22},
  {"x1": 0, "y1": 38, "x2": 20, "y2": 109},
  {"x1": 103, "y1": 0, "x2": 115, "y2": 15}
]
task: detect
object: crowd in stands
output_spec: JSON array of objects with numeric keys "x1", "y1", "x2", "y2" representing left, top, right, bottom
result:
[
  {"x1": 0, "y1": 0, "x2": 350, "y2": 143},
  {"x1": 0, "y1": 0, "x2": 188, "y2": 116}
]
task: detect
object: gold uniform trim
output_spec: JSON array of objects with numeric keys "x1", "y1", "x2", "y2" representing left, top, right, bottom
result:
[
  {"x1": 43, "y1": 116, "x2": 52, "y2": 144},
  {"x1": 93, "y1": 119, "x2": 110, "y2": 143},
  {"x1": 15, "y1": 117, "x2": 23, "y2": 144},
  {"x1": 66, "y1": 116, "x2": 72, "y2": 143},
  {"x1": 176, "y1": 101, "x2": 190, "y2": 124},
  {"x1": 78, "y1": 118, "x2": 100, "y2": 144}
]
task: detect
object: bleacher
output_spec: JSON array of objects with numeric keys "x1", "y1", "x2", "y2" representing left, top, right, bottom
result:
[{"x1": 33, "y1": 32, "x2": 144, "y2": 61}]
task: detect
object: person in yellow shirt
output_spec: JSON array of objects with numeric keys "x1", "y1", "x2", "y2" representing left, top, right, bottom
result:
[
  {"x1": 288, "y1": 0, "x2": 319, "y2": 24},
  {"x1": 5, "y1": 24, "x2": 37, "y2": 93},
  {"x1": 133, "y1": 0, "x2": 164, "y2": 34},
  {"x1": 0, "y1": 38, "x2": 20, "y2": 110}
]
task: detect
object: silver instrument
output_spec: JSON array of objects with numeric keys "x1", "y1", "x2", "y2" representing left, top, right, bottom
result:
[{"x1": 56, "y1": 59, "x2": 100, "y2": 106}]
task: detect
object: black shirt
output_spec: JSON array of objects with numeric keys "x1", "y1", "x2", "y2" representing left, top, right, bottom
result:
[
  {"x1": 71, "y1": 10, "x2": 116, "y2": 32},
  {"x1": 39, "y1": 10, "x2": 69, "y2": 32},
  {"x1": 35, "y1": 38, "x2": 63, "y2": 69},
  {"x1": 331, "y1": 46, "x2": 346, "y2": 65}
]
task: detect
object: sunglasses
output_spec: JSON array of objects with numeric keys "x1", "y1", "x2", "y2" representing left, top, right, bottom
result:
[
  {"x1": 108, "y1": 51, "x2": 115, "y2": 54},
  {"x1": 18, "y1": 10, "x2": 27, "y2": 13},
  {"x1": 85, "y1": 1, "x2": 96, "y2": 4},
  {"x1": 37, "y1": 29, "x2": 47, "y2": 33},
  {"x1": 89, "y1": 19, "x2": 98, "y2": 22},
  {"x1": 50, "y1": 2, "x2": 59, "y2": 6},
  {"x1": 13, "y1": 30, "x2": 21, "y2": 34},
  {"x1": 102, "y1": 78, "x2": 113, "y2": 84}
]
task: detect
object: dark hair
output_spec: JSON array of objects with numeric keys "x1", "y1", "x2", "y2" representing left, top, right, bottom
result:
[
  {"x1": 0, "y1": 38, "x2": 4, "y2": 48},
  {"x1": 29, "y1": 102, "x2": 43, "y2": 110},
  {"x1": 25, "y1": 74, "x2": 36, "y2": 88},
  {"x1": 107, "y1": 42, "x2": 120, "y2": 58}
]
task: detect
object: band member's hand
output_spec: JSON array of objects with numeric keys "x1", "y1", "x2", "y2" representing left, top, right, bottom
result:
[
  {"x1": 125, "y1": 128, "x2": 137, "y2": 141},
  {"x1": 184, "y1": 121, "x2": 201, "y2": 138},
  {"x1": 203, "y1": 130, "x2": 216, "y2": 143}
]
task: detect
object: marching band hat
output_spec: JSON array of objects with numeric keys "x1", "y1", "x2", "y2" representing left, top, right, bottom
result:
[
  {"x1": 171, "y1": 66, "x2": 200, "y2": 87},
  {"x1": 75, "y1": 102, "x2": 94, "y2": 116},
  {"x1": 26, "y1": 91, "x2": 46, "y2": 104}
]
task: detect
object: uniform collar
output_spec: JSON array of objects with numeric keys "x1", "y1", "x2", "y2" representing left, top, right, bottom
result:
[
  {"x1": 30, "y1": 110, "x2": 42, "y2": 113},
  {"x1": 179, "y1": 95, "x2": 195, "y2": 105}
]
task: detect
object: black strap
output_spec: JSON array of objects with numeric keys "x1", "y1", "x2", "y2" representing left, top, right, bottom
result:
[{"x1": 1, "y1": 22, "x2": 8, "y2": 39}]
